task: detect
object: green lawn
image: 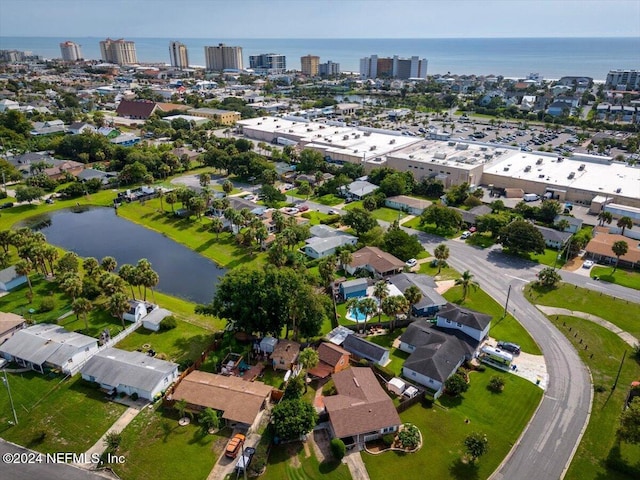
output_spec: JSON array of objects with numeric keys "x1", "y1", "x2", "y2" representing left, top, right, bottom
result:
[
  {"x1": 301, "y1": 210, "x2": 337, "y2": 226},
  {"x1": 444, "y1": 285, "x2": 541, "y2": 355},
  {"x1": 548, "y1": 316, "x2": 640, "y2": 480},
  {"x1": 367, "y1": 330, "x2": 409, "y2": 376},
  {"x1": 0, "y1": 373, "x2": 127, "y2": 453},
  {"x1": 529, "y1": 248, "x2": 566, "y2": 268},
  {"x1": 362, "y1": 370, "x2": 543, "y2": 480},
  {"x1": 0, "y1": 276, "x2": 72, "y2": 324},
  {"x1": 113, "y1": 406, "x2": 226, "y2": 480},
  {"x1": 261, "y1": 441, "x2": 351, "y2": 480},
  {"x1": 314, "y1": 194, "x2": 344, "y2": 206},
  {"x1": 466, "y1": 233, "x2": 496, "y2": 249},
  {"x1": 371, "y1": 207, "x2": 406, "y2": 223},
  {"x1": 418, "y1": 260, "x2": 460, "y2": 281},
  {"x1": 591, "y1": 266, "x2": 640, "y2": 290},
  {"x1": 285, "y1": 187, "x2": 308, "y2": 199},
  {"x1": 343, "y1": 200, "x2": 364, "y2": 211},
  {"x1": 525, "y1": 283, "x2": 640, "y2": 339},
  {"x1": 402, "y1": 216, "x2": 460, "y2": 239}
]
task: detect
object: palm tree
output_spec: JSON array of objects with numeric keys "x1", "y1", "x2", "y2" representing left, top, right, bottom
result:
[
  {"x1": 382, "y1": 295, "x2": 408, "y2": 332},
  {"x1": 373, "y1": 280, "x2": 390, "y2": 324},
  {"x1": 597, "y1": 211, "x2": 613, "y2": 226},
  {"x1": 42, "y1": 245, "x2": 58, "y2": 276},
  {"x1": 222, "y1": 179, "x2": 233, "y2": 195},
  {"x1": 338, "y1": 249, "x2": 353, "y2": 273},
  {"x1": 109, "y1": 292, "x2": 130, "y2": 329},
  {"x1": 15, "y1": 259, "x2": 33, "y2": 298},
  {"x1": 358, "y1": 297, "x2": 378, "y2": 335},
  {"x1": 100, "y1": 273, "x2": 127, "y2": 297},
  {"x1": 165, "y1": 191, "x2": 177, "y2": 213},
  {"x1": 617, "y1": 216, "x2": 633, "y2": 235},
  {"x1": 298, "y1": 347, "x2": 319, "y2": 392},
  {"x1": 455, "y1": 270, "x2": 479, "y2": 301},
  {"x1": 434, "y1": 244, "x2": 450, "y2": 275},
  {"x1": 174, "y1": 399, "x2": 189, "y2": 421},
  {"x1": 140, "y1": 268, "x2": 159, "y2": 302},
  {"x1": 101, "y1": 256, "x2": 117, "y2": 273},
  {"x1": 272, "y1": 210, "x2": 285, "y2": 233},
  {"x1": 209, "y1": 217, "x2": 224, "y2": 240},
  {"x1": 403, "y1": 285, "x2": 422, "y2": 320},
  {"x1": 83, "y1": 257, "x2": 100, "y2": 278},
  {"x1": 72, "y1": 297, "x2": 93, "y2": 331},
  {"x1": 611, "y1": 240, "x2": 628, "y2": 273},
  {"x1": 157, "y1": 188, "x2": 165, "y2": 211},
  {"x1": 61, "y1": 273, "x2": 83, "y2": 301},
  {"x1": 118, "y1": 264, "x2": 138, "y2": 299}
]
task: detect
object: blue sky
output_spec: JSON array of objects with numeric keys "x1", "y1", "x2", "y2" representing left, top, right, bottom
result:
[{"x1": 1, "y1": 0, "x2": 639, "y2": 38}]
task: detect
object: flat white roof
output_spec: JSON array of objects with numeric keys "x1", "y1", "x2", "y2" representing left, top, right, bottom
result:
[
  {"x1": 484, "y1": 152, "x2": 640, "y2": 199},
  {"x1": 387, "y1": 140, "x2": 501, "y2": 171}
]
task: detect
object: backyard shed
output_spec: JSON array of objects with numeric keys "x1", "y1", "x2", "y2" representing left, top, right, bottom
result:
[
  {"x1": 259, "y1": 336, "x2": 278, "y2": 354},
  {"x1": 339, "y1": 278, "x2": 368, "y2": 299}
]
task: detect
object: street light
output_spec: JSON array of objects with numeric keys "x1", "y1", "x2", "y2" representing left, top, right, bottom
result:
[{"x1": 2, "y1": 369, "x2": 18, "y2": 425}]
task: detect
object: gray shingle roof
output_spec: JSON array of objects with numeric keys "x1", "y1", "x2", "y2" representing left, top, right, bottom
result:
[
  {"x1": 0, "y1": 266, "x2": 22, "y2": 284},
  {"x1": 80, "y1": 348, "x2": 178, "y2": 392},
  {"x1": 342, "y1": 334, "x2": 388, "y2": 363},
  {"x1": 535, "y1": 225, "x2": 572, "y2": 245},
  {"x1": 437, "y1": 303, "x2": 492, "y2": 331},
  {"x1": 387, "y1": 273, "x2": 447, "y2": 310}
]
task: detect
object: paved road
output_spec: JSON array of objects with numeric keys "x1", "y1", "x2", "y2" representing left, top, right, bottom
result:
[{"x1": 0, "y1": 439, "x2": 110, "y2": 480}]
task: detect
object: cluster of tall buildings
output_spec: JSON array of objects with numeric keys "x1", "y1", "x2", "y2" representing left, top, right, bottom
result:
[
  {"x1": 300, "y1": 55, "x2": 340, "y2": 77},
  {"x1": 359, "y1": 54, "x2": 428, "y2": 80}
]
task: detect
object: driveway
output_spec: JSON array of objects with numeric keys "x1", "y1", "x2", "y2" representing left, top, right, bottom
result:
[
  {"x1": 206, "y1": 432, "x2": 260, "y2": 480},
  {"x1": 343, "y1": 449, "x2": 370, "y2": 480}
]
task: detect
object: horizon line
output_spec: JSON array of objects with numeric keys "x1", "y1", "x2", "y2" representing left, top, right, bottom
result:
[{"x1": 1, "y1": 35, "x2": 638, "y2": 40}]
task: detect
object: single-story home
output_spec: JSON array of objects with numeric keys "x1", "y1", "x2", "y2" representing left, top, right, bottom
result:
[
  {"x1": 346, "y1": 246, "x2": 405, "y2": 278},
  {"x1": 324, "y1": 367, "x2": 401, "y2": 446},
  {"x1": 453, "y1": 205, "x2": 492, "y2": 226},
  {"x1": 554, "y1": 215, "x2": 583, "y2": 234},
  {"x1": 0, "y1": 323, "x2": 98, "y2": 375},
  {"x1": 535, "y1": 225, "x2": 572, "y2": 249},
  {"x1": 342, "y1": 334, "x2": 389, "y2": 366},
  {"x1": 435, "y1": 303, "x2": 492, "y2": 342},
  {"x1": 385, "y1": 195, "x2": 431, "y2": 216},
  {"x1": 340, "y1": 180, "x2": 377, "y2": 200},
  {"x1": 303, "y1": 225, "x2": 358, "y2": 259},
  {"x1": 339, "y1": 278, "x2": 368, "y2": 299},
  {"x1": 123, "y1": 300, "x2": 150, "y2": 323},
  {"x1": 387, "y1": 273, "x2": 447, "y2": 317},
  {"x1": 0, "y1": 312, "x2": 26, "y2": 345},
  {"x1": 0, "y1": 266, "x2": 27, "y2": 292},
  {"x1": 272, "y1": 339, "x2": 300, "y2": 371},
  {"x1": 170, "y1": 371, "x2": 272, "y2": 430},
  {"x1": 68, "y1": 122, "x2": 97, "y2": 135},
  {"x1": 142, "y1": 307, "x2": 172, "y2": 332},
  {"x1": 585, "y1": 228, "x2": 640, "y2": 268},
  {"x1": 80, "y1": 348, "x2": 179, "y2": 400},
  {"x1": 308, "y1": 342, "x2": 351, "y2": 379},
  {"x1": 116, "y1": 99, "x2": 158, "y2": 119},
  {"x1": 77, "y1": 168, "x2": 118, "y2": 185}
]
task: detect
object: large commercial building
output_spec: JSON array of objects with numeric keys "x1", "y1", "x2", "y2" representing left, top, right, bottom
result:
[
  {"x1": 249, "y1": 53, "x2": 286, "y2": 74},
  {"x1": 204, "y1": 43, "x2": 243, "y2": 71},
  {"x1": 360, "y1": 55, "x2": 428, "y2": 80},
  {"x1": 319, "y1": 60, "x2": 340, "y2": 77},
  {"x1": 59, "y1": 41, "x2": 82, "y2": 62},
  {"x1": 99, "y1": 38, "x2": 137, "y2": 65},
  {"x1": 169, "y1": 41, "x2": 189, "y2": 69},
  {"x1": 605, "y1": 70, "x2": 640, "y2": 91},
  {"x1": 300, "y1": 54, "x2": 320, "y2": 76}
]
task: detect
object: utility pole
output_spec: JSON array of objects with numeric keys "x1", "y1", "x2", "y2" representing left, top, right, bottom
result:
[
  {"x1": 503, "y1": 284, "x2": 512, "y2": 318},
  {"x1": 2, "y1": 369, "x2": 18, "y2": 425}
]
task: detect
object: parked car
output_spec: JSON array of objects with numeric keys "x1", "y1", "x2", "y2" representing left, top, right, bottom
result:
[
  {"x1": 225, "y1": 433, "x2": 246, "y2": 458},
  {"x1": 235, "y1": 447, "x2": 256, "y2": 472},
  {"x1": 461, "y1": 231, "x2": 471, "y2": 239},
  {"x1": 405, "y1": 258, "x2": 418, "y2": 268},
  {"x1": 0, "y1": 202, "x2": 14, "y2": 209},
  {"x1": 497, "y1": 341, "x2": 521, "y2": 355},
  {"x1": 328, "y1": 209, "x2": 339, "y2": 215},
  {"x1": 582, "y1": 260, "x2": 594, "y2": 269},
  {"x1": 298, "y1": 205, "x2": 309, "y2": 212}
]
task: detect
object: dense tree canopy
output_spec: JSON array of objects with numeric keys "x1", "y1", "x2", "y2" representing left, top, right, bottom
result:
[
  {"x1": 271, "y1": 399, "x2": 318, "y2": 441},
  {"x1": 498, "y1": 220, "x2": 545, "y2": 255},
  {"x1": 382, "y1": 224, "x2": 424, "y2": 261}
]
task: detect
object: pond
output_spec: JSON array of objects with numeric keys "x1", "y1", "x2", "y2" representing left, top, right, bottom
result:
[{"x1": 20, "y1": 207, "x2": 224, "y2": 304}]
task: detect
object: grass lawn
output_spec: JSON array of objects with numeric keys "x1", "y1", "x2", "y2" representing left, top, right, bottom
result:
[
  {"x1": 466, "y1": 233, "x2": 496, "y2": 249},
  {"x1": 0, "y1": 373, "x2": 127, "y2": 453},
  {"x1": 444, "y1": 285, "x2": 541, "y2": 355},
  {"x1": 362, "y1": 370, "x2": 543, "y2": 480},
  {"x1": 401, "y1": 216, "x2": 460, "y2": 239},
  {"x1": 367, "y1": 330, "x2": 409, "y2": 376},
  {"x1": 529, "y1": 248, "x2": 566, "y2": 268},
  {"x1": 315, "y1": 194, "x2": 343, "y2": 206},
  {"x1": 591, "y1": 266, "x2": 640, "y2": 290},
  {"x1": 113, "y1": 406, "x2": 226, "y2": 480},
  {"x1": 301, "y1": 210, "x2": 337, "y2": 226},
  {"x1": 0, "y1": 276, "x2": 72, "y2": 324},
  {"x1": 547, "y1": 316, "x2": 640, "y2": 480},
  {"x1": 261, "y1": 441, "x2": 350, "y2": 480},
  {"x1": 371, "y1": 207, "x2": 405, "y2": 223},
  {"x1": 418, "y1": 261, "x2": 460, "y2": 281},
  {"x1": 525, "y1": 283, "x2": 640, "y2": 339},
  {"x1": 285, "y1": 187, "x2": 308, "y2": 199},
  {"x1": 343, "y1": 200, "x2": 364, "y2": 211}
]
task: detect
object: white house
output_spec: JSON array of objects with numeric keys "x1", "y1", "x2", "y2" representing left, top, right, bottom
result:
[
  {"x1": 303, "y1": 225, "x2": 357, "y2": 259},
  {"x1": 68, "y1": 122, "x2": 98, "y2": 135},
  {"x1": 81, "y1": 348, "x2": 179, "y2": 400},
  {"x1": 0, "y1": 266, "x2": 27, "y2": 292},
  {"x1": 435, "y1": 303, "x2": 492, "y2": 342},
  {"x1": 141, "y1": 307, "x2": 173, "y2": 332},
  {"x1": 535, "y1": 225, "x2": 572, "y2": 250},
  {"x1": 0, "y1": 323, "x2": 98, "y2": 375},
  {"x1": 123, "y1": 300, "x2": 149, "y2": 323}
]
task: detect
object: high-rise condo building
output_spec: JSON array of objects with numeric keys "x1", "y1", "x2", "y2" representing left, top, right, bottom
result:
[
  {"x1": 99, "y1": 38, "x2": 138, "y2": 65},
  {"x1": 169, "y1": 41, "x2": 189, "y2": 69},
  {"x1": 249, "y1": 53, "x2": 286, "y2": 75},
  {"x1": 605, "y1": 69, "x2": 640, "y2": 90},
  {"x1": 360, "y1": 55, "x2": 428, "y2": 80},
  {"x1": 319, "y1": 60, "x2": 340, "y2": 77},
  {"x1": 59, "y1": 41, "x2": 83, "y2": 62},
  {"x1": 204, "y1": 44, "x2": 244, "y2": 71},
  {"x1": 300, "y1": 54, "x2": 320, "y2": 76}
]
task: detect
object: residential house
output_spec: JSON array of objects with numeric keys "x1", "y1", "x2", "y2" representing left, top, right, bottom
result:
[
  {"x1": 68, "y1": 122, "x2": 97, "y2": 135},
  {"x1": 0, "y1": 266, "x2": 27, "y2": 292},
  {"x1": 141, "y1": 307, "x2": 172, "y2": 332},
  {"x1": 339, "y1": 278, "x2": 368, "y2": 299},
  {"x1": 585, "y1": 228, "x2": 640, "y2": 269},
  {"x1": 30, "y1": 120, "x2": 66, "y2": 136},
  {"x1": 453, "y1": 205, "x2": 492, "y2": 227},
  {"x1": 387, "y1": 273, "x2": 447, "y2": 317},
  {"x1": 0, "y1": 323, "x2": 98, "y2": 375},
  {"x1": 341, "y1": 180, "x2": 377, "y2": 200},
  {"x1": 384, "y1": 195, "x2": 431, "y2": 215},
  {"x1": 77, "y1": 168, "x2": 118, "y2": 185},
  {"x1": 170, "y1": 370, "x2": 272, "y2": 430},
  {"x1": 0, "y1": 312, "x2": 26, "y2": 345},
  {"x1": 308, "y1": 342, "x2": 351, "y2": 379},
  {"x1": 400, "y1": 320, "x2": 479, "y2": 398},
  {"x1": 342, "y1": 334, "x2": 389, "y2": 366},
  {"x1": 554, "y1": 215, "x2": 583, "y2": 234},
  {"x1": 435, "y1": 303, "x2": 492, "y2": 342},
  {"x1": 346, "y1": 246, "x2": 405, "y2": 278},
  {"x1": 123, "y1": 300, "x2": 149, "y2": 323},
  {"x1": 303, "y1": 225, "x2": 357, "y2": 259},
  {"x1": 0, "y1": 99, "x2": 19, "y2": 112},
  {"x1": 109, "y1": 133, "x2": 140, "y2": 146},
  {"x1": 535, "y1": 225, "x2": 572, "y2": 249},
  {"x1": 43, "y1": 160, "x2": 84, "y2": 181},
  {"x1": 115, "y1": 99, "x2": 158, "y2": 119},
  {"x1": 324, "y1": 367, "x2": 401, "y2": 446},
  {"x1": 271, "y1": 339, "x2": 300, "y2": 371},
  {"x1": 80, "y1": 348, "x2": 179, "y2": 400}
]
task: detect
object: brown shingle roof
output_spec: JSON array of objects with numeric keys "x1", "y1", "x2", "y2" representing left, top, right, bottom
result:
[
  {"x1": 171, "y1": 371, "x2": 272, "y2": 425},
  {"x1": 586, "y1": 231, "x2": 640, "y2": 264},
  {"x1": 317, "y1": 342, "x2": 349, "y2": 368},
  {"x1": 155, "y1": 102, "x2": 190, "y2": 113},
  {"x1": 272, "y1": 340, "x2": 300, "y2": 366},
  {"x1": 324, "y1": 367, "x2": 401, "y2": 439},
  {"x1": 349, "y1": 246, "x2": 404, "y2": 275},
  {"x1": 116, "y1": 100, "x2": 157, "y2": 119},
  {"x1": 0, "y1": 312, "x2": 25, "y2": 335}
]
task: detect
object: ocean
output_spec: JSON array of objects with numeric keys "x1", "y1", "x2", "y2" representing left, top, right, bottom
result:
[{"x1": 0, "y1": 37, "x2": 638, "y2": 80}]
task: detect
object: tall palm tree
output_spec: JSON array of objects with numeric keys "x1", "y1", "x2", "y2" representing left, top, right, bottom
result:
[
  {"x1": 617, "y1": 216, "x2": 633, "y2": 235},
  {"x1": 42, "y1": 245, "x2": 58, "y2": 276},
  {"x1": 209, "y1": 217, "x2": 224, "y2": 240},
  {"x1": 611, "y1": 240, "x2": 628, "y2": 273},
  {"x1": 83, "y1": 257, "x2": 100, "y2": 279},
  {"x1": 597, "y1": 211, "x2": 612, "y2": 226},
  {"x1": 109, "y1": 292, "x2": 130, "y2": 329},
  {"x1": 434, "y1": 244, "x2": 450, "y2": 275},
  {"x1": 101, "y1": 256, "x2": 117, "y2": 273},
  {"x1": 118, "y1": 264, "x2": 138, "y2": 299},
  {"x1": 455, "y1": 270, "x2": 479, "y2": 301},
  {"x1": 15, "y1": 259, "x2": 33, "y2": 297},
  {"x1": 403, "y1": 285, "x2": 422, "y2": 320},
  {"x1": 373, "y1": 280, "x2": 389, "y2": 324},
  {"x1": 338, "y1": 249, "x2": 353, "y2": 273},
  {"x1": 272, "y1": 210, "x2": 285, "y2": 233},
  {"x1": 358, "y1": 297, "x2": 378, "y2": 335},
  {"x1": 298, "y1": 347, "x2": 319, "y2": 393},
  {"x1": 61, "y1": 273, "x2": 83, "y2": 301},
  {"x1": 140, "y1": 268, "x2": 160, "y2": 302},
  {"x1": 72, "y1": 297, "x2": 93, "y2": 331}
]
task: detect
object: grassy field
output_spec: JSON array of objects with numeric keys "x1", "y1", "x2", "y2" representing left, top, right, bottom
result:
[
  {"x1": 591, "y1": 266, "x2": 640, "y2": 290},
  {"x1": 261, "y1": 441, "x2": 351, "y2": 480},
  {"x1": 444, "y1": 285, "x2": 541, "y2": 355},
  {"x1": 548, "y1": 316, "x2": 640, "y2": 480},
  {"x1": 0, "y1": 276, "x2": 71, "y2": 323},
  {"x1": 314, "y1": 194, "x2": 344, "y2": 206},
  {"x1": 362, "y1": 370, "x2": 543, "y2": 480},
  {"x1": 418, "y1": 260, "x2": 460, "y2": 281},
  {"x1": 525, "y1": 283, "x2": 640, "y2": 339},
  {"x1": 0, "y1": 373, "x2": 127, "y2": 453},
  {"x1": 402, "y1": 216, "x2": 460, "y2": 239},
  {"x1": 113, "y1": 406, "x2": 226, "y2": 480}
]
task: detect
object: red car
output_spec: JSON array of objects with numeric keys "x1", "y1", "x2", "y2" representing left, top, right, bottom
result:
[{"x1": 298, "y1": 205, "x2": 309, "y2": 212}]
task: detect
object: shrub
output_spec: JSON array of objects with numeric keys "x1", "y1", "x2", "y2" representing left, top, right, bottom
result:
[
  {"x1": 104, "y1": 431, "x2": 122, "y2": 451},
  {"x1": 488, "y1": 375, "x2": 505, "y2": 393},
  {"x1": 382, "y1": 433, "x2": 395, "y2": 446},
  {"x1": 0, "y1": 190, "x2": 6, "y2": 199},
  {"x1": 322, "y1": 382, "x2": 337, "y2": 396},
  {"x1": 179, "y1": 359, "x2": 194, "y2": 371},
  {"x1": 476, "y1": 364, "x2": 486, "y2": 372},
  {"x1": 594, "y1": 384, "x2": 607, "y2": 393},
  {"x1": 131, "y1": 392, "x2": 139, "y2": 401},
  {"x1": 320, "y1": 214, "x2": 341, "y2": 225},
  {"x1": 249, "y1": 453, "x2": 266, "y2": 475},
  {"x1": 159, "y1": 315, "x2": 177, "y2": 331},
  {"x1": 330, "y1": 438, "x2": 346, "y2": 460},
  {"x1": 398, "y1": 424, "x2": 420, "y2": 449},
  {"x1": 445, "y1": 374, "x2": 469, "y2": 396},
  {"x1": 39, "y1": 296, "x2": 55, "y2": 313}
]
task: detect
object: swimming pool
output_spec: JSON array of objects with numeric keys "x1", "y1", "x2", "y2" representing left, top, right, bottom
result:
[{"x1": 345, "y1": 298, "x2": 380, "y2": 323}]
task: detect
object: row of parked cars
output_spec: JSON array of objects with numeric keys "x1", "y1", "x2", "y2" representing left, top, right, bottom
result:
[{"x1": 225, "y1": 433, "x2": 255, "y2": 473}]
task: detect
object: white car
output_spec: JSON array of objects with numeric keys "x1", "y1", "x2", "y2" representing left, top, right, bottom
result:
[
  {"x1": 461, "y1": 231, "x2": 471, "y2": 239},
  {"x1": 328, "y1": 209, "x2": 339, "y2": 215},
  {"x1": 405, "y1": 259, "x2": 418, "y2": 268},
  {"x1": 583, "y1": 260, "x2": 594, "y2": 269}
]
